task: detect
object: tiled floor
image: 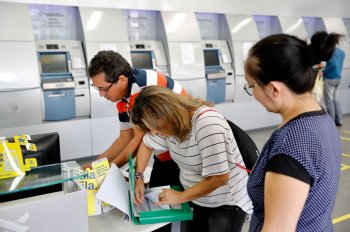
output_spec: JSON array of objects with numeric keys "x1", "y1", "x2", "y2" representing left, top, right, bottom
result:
[{"x1": 243, "y1": 114, "x2": 350, "y2": 232}]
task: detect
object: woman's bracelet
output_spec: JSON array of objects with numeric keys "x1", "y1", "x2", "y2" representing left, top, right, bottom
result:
[{"x1": 135, "y1": 172, "x2": 144, "y2": 181}]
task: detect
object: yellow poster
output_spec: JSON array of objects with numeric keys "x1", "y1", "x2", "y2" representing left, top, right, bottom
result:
[
  {"x1": 79, "y1": 168, "x2": 102, "y2": 216},
  {"x1": 0, "y1": 141, "x2": 25, "y2": 179}
]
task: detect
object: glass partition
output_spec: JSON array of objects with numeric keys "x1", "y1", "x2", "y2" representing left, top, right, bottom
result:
[{"x1": 0, "y1": 161, "x2": 85, "y2": 197}]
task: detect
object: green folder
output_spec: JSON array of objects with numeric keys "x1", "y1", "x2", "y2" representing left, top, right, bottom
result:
[{"x1": 128, "y1": 155, "x2": 193, "y2": 224}]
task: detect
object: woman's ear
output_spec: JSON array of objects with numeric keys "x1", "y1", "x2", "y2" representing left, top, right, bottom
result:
[{"x1": 266, "y1": 81, "x2": 282, "y2": 98}]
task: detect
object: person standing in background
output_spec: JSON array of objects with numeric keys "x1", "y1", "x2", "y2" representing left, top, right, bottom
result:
[
  {"x1": 311, "y1": 31, "x2": 345, "y2": 126},
  {"x1": 244, "y1": 34, "x2": 341, "y2": 231}
]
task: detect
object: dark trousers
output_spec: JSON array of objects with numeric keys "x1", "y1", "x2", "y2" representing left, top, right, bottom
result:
[
  {"x1": 149, "y1": 156, "x2": 181, "y2": 232},
  {"x1": 149, "y1": 156, "x2": 181, "y2": 188},
  {"x1": 181, "y1": 203, "x2": 247, "y2": 232}
]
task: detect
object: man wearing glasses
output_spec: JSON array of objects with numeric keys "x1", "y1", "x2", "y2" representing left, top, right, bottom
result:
[{"x1": 83, "y1": 50, "x2": 186, "y2": 192}]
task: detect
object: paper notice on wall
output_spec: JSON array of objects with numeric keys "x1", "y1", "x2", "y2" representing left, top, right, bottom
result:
[
  {"x1": 72, "y1": 57, "x2": 83, "y2": 69},
  {"x1": 222, "y1": 54, "x2": 229, "y2": 63},
  {"x1": 100, "y1": 43, "x2": 117, "y2": 52},
  {"x1": 181, "y1": 43, "x2": 195, "y2": 65}
]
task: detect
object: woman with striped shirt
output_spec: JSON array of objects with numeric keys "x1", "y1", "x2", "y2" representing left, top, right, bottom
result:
[{"x1": 130, "y1": 86, "x2": 252, "y2": 232}]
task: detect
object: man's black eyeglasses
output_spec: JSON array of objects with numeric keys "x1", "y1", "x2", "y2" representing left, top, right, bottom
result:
[{"x1": 91, "y1": 82, "x2": 114, "y2": 93}]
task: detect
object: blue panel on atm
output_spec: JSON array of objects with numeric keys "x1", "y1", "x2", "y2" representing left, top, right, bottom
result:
[
  {"x1": 204, "y1": 49, "x2": 226, "y2": 103},
  {"x1": 44, "y1": 89, "x2": 75, "y2": 121},
  {"x1": 206, "y1": 79, "x2": 226, "y2": 103}
]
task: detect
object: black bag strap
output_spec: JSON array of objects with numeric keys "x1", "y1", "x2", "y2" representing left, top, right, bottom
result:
[{"x1": 194, "y1": 109, "x2": 252, "y2": 173}]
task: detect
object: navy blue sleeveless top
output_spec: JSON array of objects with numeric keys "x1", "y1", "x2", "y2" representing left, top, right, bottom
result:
[{"x1": 247, "y1": 110, "x2": 341, "y2": 232}]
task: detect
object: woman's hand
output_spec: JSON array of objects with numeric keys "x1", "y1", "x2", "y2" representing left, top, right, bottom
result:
[
  {"x1": 134, "y1": 179, "x2": 145, "y2": 205},
  {"x1": 157, "y1": 188, "x2": 184, "y2": 206}
]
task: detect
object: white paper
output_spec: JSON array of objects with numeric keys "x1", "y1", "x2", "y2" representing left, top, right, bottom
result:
[
  {"x1": 144, "y1": 190, "x2": 170, "y2": 210},
  {"x1": 72, "y1": 57, "x2": 83, "y2": 69},
  {"x1": 181, "y1": 43, "x2": 195, "y2": 65},
  {"x1": 222, "y1": 54, "x2": 229, "y2": 63},
  {"x1": 96, "y1": 164, "x2": 130, "y2": 218},
  {"x1": 100, "y1": 43, "x2": 117, "y2": 51}
]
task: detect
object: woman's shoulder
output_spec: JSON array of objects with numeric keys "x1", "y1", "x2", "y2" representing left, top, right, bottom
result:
[{"x1": 193, "y1": 106, "x2": 228, "y2": 134}]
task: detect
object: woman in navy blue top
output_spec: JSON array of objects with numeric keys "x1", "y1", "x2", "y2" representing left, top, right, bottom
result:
[{"x1": 244, "y1": 34, "x2": 342, "y2": 231}]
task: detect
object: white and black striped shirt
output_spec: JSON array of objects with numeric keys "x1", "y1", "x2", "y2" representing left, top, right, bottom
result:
[{"x1": 144, "y1": 106, "x2": 253, "y2": 214}]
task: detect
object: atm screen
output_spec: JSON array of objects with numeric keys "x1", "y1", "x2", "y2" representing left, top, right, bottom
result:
[
  {"x1": 204, "y1": 50, "x2": 220, "y2": 67},
  {"x1": 40, "y1": 53, "x2": 68, "y2": 74},
  {"x1": 131, "y1": 52, "x2": 153, "y2": 69}
]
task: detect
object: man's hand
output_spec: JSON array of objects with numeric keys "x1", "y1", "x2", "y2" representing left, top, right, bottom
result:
[{"x1": 82, "y1": 162, "x2": 92, "y2": 170}]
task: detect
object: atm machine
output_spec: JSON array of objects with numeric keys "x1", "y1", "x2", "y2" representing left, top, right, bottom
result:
[
  {"x1": 195, "y1": 11, "x2": 234, "y2": 103},
  {"x1": 36, "y1": 40, "x2": 90, "y2": 121},
  {"x1": 130, "y1": 41, "x2": 169, "y2": 75},
  {"x1": 221, "y1": 14, "x2": 282, "y2": 130},
  {"x1": 124, "y1": 10, "x2": 169, "y2": 76},
  {"x1": 278, "y1": 16, "x2": 308, "y2": 40},
  {"x1": 160, "y1": 11, "x2": 207, "y2": 100},
  {"x1": 202, "y1": 41, "x2": 233, "y2": 103},
  {"x1": 253, "y1": 15, "x2": 283, "y2": 39}
]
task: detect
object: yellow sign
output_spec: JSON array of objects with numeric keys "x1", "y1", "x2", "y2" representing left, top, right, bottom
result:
[
  {"x1": 0, "y1": 141, "x2": 25, "y2": 179},
  {"x1": 13, "y1": 135, "x2": 28, "y2": 145}
]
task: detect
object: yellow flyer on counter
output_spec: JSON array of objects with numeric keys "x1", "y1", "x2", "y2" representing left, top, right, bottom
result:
[
  {"x1": 0, "y1": 141, "x2": 26, "y2": 179},
  {"x1": 92, "y1": 158, "x2": 113, "y2": 212},
  {"x1": 79, "y1": 168, "x2": 102, "y2": 216},
  {"x1": 92, "y1": 158, "x2": 110, "y2": 186}
]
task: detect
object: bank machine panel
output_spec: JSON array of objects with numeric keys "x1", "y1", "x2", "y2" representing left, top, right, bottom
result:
[
  {"x1": 131, "y1": 51, "x2": 154, "y2": 70},
  {"x1": 36, "y1": 40, "x2": 90, "y2": 121},
  {"x1": 203, "y1": 48, "x2": 225, "y2": 103},
  {"x1": 130, "y1": 40, "x2": 168, "y2": 75},
  {"x1": 202, "y1": 40, "x2": 234, "y2": 103}
]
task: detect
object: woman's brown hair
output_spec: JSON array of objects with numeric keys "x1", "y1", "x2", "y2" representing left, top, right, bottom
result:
[{"x1": 130, "y1": 86, "x2": 212, "y2": 142}]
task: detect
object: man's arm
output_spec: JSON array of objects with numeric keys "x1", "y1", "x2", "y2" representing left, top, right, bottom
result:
[
  {"x1": 112, "y1": 126, "x2": 145, "y2": 167},
  {"x1": 82, "y1": 129, "x2": 134, "y2": 169}
]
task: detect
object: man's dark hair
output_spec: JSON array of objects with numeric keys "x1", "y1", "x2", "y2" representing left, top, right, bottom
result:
[{"x1": 88, "y1": 50, "x2": 132, "y2": 83}]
